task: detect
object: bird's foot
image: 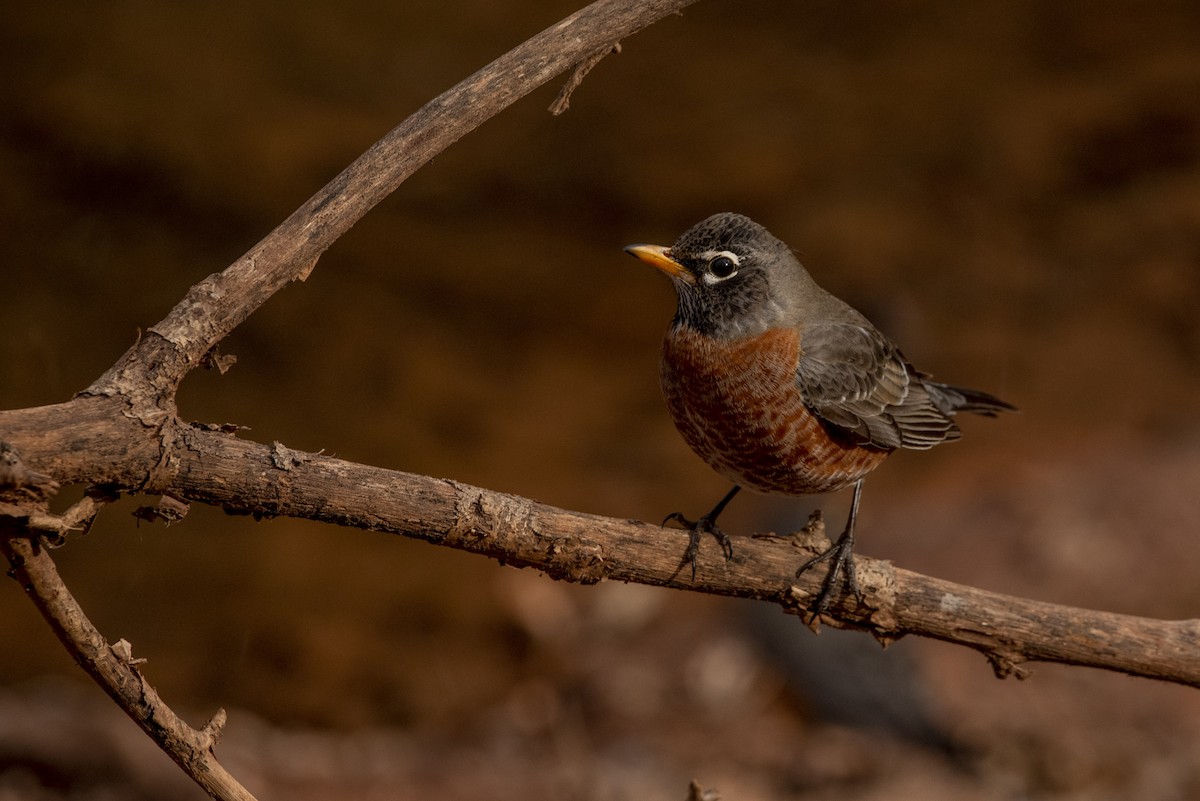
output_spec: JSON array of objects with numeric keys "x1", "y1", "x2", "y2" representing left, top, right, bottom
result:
[
  {"x1": 663, "y1": 511, "x2": 734, "y2": 581},
  {"x1": 795, "y1": 529, "x2": 861, "y2": 614}
]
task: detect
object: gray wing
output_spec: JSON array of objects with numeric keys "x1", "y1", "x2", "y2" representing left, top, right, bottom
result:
[{"x1": 795, "y1": 323, "x2": 960, "y2": 450}]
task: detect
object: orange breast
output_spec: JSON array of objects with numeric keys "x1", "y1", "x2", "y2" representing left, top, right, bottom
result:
[{"x1": 661, "y1": 326, "x2": 888, "y2": 495}]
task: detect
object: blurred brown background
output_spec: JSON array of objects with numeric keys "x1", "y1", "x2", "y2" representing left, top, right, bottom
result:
[{"x1": 3, "y1": 1, "x2": 1200, "y2": 799}]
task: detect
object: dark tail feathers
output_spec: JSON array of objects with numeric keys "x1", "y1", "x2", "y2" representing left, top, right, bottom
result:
[{"x1": 926, "y1": 382, "x2": 1017, "y2": 418}]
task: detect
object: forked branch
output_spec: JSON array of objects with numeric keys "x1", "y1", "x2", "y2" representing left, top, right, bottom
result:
[
  {"x1": 2, "y1": 0, "x2": 1199, "y2": 798},
  {"x1": 1, "y1": 2, "x2": 699, "y2": 798}
]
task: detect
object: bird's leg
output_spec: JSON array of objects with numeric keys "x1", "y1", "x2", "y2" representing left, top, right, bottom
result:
[
  {"x1": 795, "y1": 479, "x2": 865, "y2": 613},
  {"x1": 664, "y1": 485, "x2": 740, "y2": 580}
]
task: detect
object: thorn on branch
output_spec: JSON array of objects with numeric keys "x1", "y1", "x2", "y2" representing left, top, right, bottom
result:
[{"x1": 549, "y1": 43, "x2": 622, "y2": 115}]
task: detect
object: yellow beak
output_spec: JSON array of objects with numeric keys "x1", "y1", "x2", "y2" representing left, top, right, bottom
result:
[{"x1": 624, "y1": 244, "x2": 695, "y2": 285}]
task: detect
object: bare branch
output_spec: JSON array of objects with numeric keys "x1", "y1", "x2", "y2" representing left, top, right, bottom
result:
[
  {"x1": 1, "y1": 526, "x2": 256, "y2": 801},
  {"x1": 84, "y1": 0, "x2": 700, "y2": 405},
  {"x1": 0, "y1": 3, "x2": 702, "y2": 795},
  {"x1": 158, "y1": 433, "x2": 1193, "y2": 688},
  {"x1": 15, "y1": 414, "x2": 1194, "y2": 687},
  {"x1": 2, "y1": 0, "x2": 1199, "y2": 795}
]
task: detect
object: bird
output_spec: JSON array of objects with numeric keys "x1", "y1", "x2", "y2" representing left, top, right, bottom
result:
[{"x1": 625, "y1": 212, "x2": 1015, "y2": 612}]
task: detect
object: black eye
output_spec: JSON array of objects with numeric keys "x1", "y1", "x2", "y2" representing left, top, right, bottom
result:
[{"x1": 709, "y1": 256, "x2": 737, "y2": 279}]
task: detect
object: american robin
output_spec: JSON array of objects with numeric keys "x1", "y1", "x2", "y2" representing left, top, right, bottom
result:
[{"x1": 626, "y1": 212, "x2": 1015, "y2": 611}]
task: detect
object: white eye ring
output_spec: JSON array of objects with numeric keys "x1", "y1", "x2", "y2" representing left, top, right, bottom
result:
[{"x1": 700, "y1": 250, "x2": 740, "y2": 284}]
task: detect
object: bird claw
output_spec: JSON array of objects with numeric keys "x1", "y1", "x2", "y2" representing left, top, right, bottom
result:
[
  {"x1": 663, "y1": 511, "x2": 734, "y2": 581},
  {"x1": 795, "y1": 530, "x2": 862, "y2": 614}
]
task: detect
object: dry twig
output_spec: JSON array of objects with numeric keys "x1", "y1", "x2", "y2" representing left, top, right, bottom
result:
[
  {"x1": 0, "y1": 525, "x2": 255, "y2": 801},
  {"x1": 549, "y1": 43, "x2": 622, "y2": 114}
]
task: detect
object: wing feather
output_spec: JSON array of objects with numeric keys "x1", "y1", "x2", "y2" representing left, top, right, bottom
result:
[{"x1": 796, "y1": 323, "x2": 959, "y2": 450}]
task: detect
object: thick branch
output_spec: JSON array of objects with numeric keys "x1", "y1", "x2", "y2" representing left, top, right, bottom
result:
[
  {"x1": 4, "y1": 396, "x2": 1200, "y2": 686},
  {"x1": 176, "y1": 433, "x2": 1200, "y2": 687},
  {"x1": 22, "y1": 414, "x2": 1194, "y2": 687}
]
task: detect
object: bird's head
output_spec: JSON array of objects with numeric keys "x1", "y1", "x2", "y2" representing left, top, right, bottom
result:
[{"x1": 625, "y1": 212, "x2": 815, "y2": 339}]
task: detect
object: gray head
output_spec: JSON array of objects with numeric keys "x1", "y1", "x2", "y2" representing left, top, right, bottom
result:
[{"x1": 625, "y1": 212, "x2": 826, "y2": 339}]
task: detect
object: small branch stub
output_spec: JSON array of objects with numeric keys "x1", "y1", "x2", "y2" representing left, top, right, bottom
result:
[
  {"x1": 549, "y1": 43, "x2": 622, "y2": 114},
  {"x1": 687, "y1": 780, "x2": 722, "y2": 801},
  {"x1": 133, "y1": 495, "x2": 190, "y2": 527},
  {"x1": 202, "y1": 708, "x2": 229, "y2": 744}
]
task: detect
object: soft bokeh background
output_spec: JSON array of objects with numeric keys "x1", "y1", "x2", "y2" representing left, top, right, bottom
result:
[{"x1": 3, "y1": 1, "x2": 1200, "y2": 799}]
